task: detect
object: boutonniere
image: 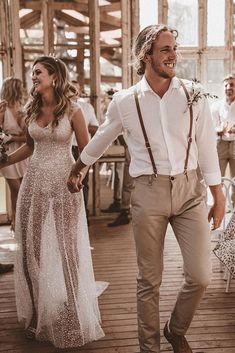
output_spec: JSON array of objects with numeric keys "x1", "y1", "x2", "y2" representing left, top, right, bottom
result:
[
  {"x1": 186, "y1": 78, "x2": 218, "y2": 111},
  {"x1": 0, "y1": 128, "x2": 9, "y2": 163}
]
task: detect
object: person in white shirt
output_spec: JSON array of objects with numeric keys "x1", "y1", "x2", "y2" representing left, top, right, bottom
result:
[
  {"x1": 67, "y1": 24, "x2": 225, "y2": 353},
  {"x1": 211, "y1": 74, "x2": 235, "y2": 204},
  {"x1": 71, "y1": 82, "x2": 99, "y2": 221}
]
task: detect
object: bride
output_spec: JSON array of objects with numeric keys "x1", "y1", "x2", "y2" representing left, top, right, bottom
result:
[{"x1": 0, "y1": 56, "x2": 107, "y2": 348}]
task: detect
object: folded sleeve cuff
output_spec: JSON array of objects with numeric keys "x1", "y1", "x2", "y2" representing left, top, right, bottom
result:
[
  {"x1": 203, "y1": 172, "x2": 222, "y2": 186},
  {"x1": 80, "y1": 149, "x2": 100, "y2": 166}
]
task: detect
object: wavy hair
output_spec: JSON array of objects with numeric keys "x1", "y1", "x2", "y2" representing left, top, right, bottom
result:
[
  {"x1": 132, "y1": 24, "x2": 178, "y2": 76},
  {"x1": 0, "y1": 77, "x2": 24, "y2": 105},
  {"x1": 25, "y1": 56, "x2": 78, "y2": 127}
]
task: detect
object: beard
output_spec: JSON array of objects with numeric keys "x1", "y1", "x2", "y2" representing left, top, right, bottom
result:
[{"x1": 150, "y1": 60, "x2": 176, "y2": 79}]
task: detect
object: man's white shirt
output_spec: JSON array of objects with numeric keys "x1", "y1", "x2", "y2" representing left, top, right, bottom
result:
[
  {"x1": 211, "y1": 99, "x2": 235, "y2": 141},
  {"x1": 72, "y1": 100, "x2": 99, "y2": 146},
  {"x1": 81, "y1": 76, "x2": 221, "y2": 186}
]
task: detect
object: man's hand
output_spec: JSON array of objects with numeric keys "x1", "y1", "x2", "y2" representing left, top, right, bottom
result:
[{"x1": 208, "y1": 184, "x2": 225, "y2": 230}]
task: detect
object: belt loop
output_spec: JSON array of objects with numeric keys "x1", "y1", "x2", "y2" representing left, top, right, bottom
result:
[{"x1": 148, "y1": 175, "x2": 154, "y2": 185}]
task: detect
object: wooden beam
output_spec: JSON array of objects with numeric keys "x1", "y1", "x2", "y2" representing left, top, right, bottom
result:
[
  {"x1": 55, "y1": 10, "x2": 86, "y2": 27},
  {"x1": 88, "y1": 0, "x2": 101, "y2": 216},
  {"x1": 20, "y1": 11, "x2": 41, "y2": 29},
  {"x1": 65, "y1": 25, "x2": 89, "y2": 34},
  {"x1": 9, "y1": 0, "x2": 23, "y2": 79},
  {"x1": 131, "y1": 0, "x2": 140, "y2": 84},
  {"x1": 20, "y1": 0, "x2": 87, "y2": 11},
  {"x1": 76, "y1": 34, "x2": 85, "y2": 90},
  {"x1": 158, "y1": 0, "x2": 168, "y2": 24},
  {"x1": 0, "y1": 0, "x2": 11, "y2": 77},
  {"x1": 121, "y1": 0, "x2": 131, "y2": 88},
  {"x1": 88, "y1": 0, "x2": 101, "y2": 121},
  {"x1": 42, "y1": 0, "x2": 54, "y2": 55},
  {"x1": 100, "y1": 3, "x2": 121, "y2": 13}
]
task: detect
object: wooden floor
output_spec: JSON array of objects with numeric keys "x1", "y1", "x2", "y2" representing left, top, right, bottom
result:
[{"x1": 0, "y1": 177, "x2": 235, "y2": 352}]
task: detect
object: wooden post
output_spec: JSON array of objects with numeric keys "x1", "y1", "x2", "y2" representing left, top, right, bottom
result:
[
  {"x1": 0, "y1": 0, "x2": 11, "y2": 77},
  {"x1": 9, "y1": 0, "x2": 22, "y2": 79},
  {"x1": 42, "y1": 0, "x2": 54, "y2": 55},
  {"x1": 76, "y1": 34, "x2": 85, "y2": 91},
  {"x1": 225, "y1": 0, "x2": 233, "y2": 73},
  {"x1": 158, "y1": 0, "x2": 168, "y2": 24},
  {"x1": 89, "y1": 0, "x2": 101, "y2": 216},
  {"x1": 121, "y1": 0, "x2": 131, "y2": 88},
  {"x1": 131, "y1": 0, "x2": 140, "y2": 85}
]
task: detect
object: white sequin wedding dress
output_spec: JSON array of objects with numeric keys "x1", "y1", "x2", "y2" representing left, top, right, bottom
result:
[{"x1": 14, "y1": 110, "x2": 106, "y2": 348}]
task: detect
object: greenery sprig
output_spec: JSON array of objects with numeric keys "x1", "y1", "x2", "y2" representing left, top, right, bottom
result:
[{"x1": 186, "y1": 78, "x2": 218, "y2": 110}]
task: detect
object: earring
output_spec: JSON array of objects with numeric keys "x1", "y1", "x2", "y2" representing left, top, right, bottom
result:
[{"x1": 52, "y1": 80, "x2": 56, "y2": 87}]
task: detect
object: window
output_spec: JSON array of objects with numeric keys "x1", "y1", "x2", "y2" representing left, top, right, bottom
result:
[
  {"x1": 207, "y1": 0, "x2": 225, "y2": 46},
  {"x1": 168, "y1": 0, "x2": 198, "y2": 46},
  {"x1": 157, "y1": 0, "x2": 233, "y2": 98},
  {"x1": 140, "y1": 0, "x2": 158, "y2": 30}
]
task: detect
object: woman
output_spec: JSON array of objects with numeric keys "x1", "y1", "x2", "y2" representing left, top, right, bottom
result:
[
  {"x1": 0, "y1": 78, "x2": 28, "y2": 231},
  {"x1": 0, "y1": 56, "x2": 105, "y2": 348}
]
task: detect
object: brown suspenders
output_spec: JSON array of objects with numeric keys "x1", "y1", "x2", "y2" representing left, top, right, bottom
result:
[{"x1": 134, "y1": 79, "x2": 193, "y2": 177}]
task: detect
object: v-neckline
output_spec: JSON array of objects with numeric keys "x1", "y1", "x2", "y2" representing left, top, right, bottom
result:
[{"x1": 35, "y1": 120, "x2": 53, "y2": 129}]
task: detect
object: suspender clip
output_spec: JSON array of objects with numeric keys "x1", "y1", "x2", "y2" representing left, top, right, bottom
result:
[{"x1": 184, "y1": 169, "x2": 189, "y2": 181}]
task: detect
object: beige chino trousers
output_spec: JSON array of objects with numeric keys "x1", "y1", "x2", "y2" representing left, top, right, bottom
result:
[{"x1": 131, "y1": 170, "x2": 212, "y2": 353}]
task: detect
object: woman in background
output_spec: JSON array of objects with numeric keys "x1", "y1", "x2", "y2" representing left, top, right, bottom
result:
[{"x1": 0, "y1": 77, "x2": 28, "y2": 231}]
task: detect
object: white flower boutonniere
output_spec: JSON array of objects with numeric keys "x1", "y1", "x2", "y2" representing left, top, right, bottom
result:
[{"x1": 186, "y1": 78, "x2": 218, "y2": 111}]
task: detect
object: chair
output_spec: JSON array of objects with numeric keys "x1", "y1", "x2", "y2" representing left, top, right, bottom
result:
[{"x1": 211, "y1": 176, "x2": 235, "y2": 292}]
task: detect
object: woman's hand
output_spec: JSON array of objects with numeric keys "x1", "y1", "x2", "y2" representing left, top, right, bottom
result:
[{"x1": 67, "y1": 169, "x2": 84, "y2": 193}]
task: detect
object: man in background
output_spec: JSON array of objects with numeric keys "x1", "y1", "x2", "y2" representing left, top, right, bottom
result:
[{"x1": 211, "y1": 74, "x2": 235, "y2": 204}]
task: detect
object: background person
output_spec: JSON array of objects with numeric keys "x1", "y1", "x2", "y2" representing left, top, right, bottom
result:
[
  {"x1": 211, "y1": 74, "x2": 235, "y2": 205},
  {"x1": 0, "y1": 78, "x2": 29, "y2": 231},
  {"x1": 71, "y1": 81, "x2": 99, "y2": 222}
]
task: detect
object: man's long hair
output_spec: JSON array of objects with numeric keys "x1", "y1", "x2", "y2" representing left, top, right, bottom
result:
[{"x1": 132, "y1": 24, "x2": 178, "y2": 76}]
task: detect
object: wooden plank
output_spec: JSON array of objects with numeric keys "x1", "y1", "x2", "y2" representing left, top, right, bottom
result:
[
  {"x1": 9, "y1": 0, "x2": 23, "y2": 79},
  {"x1": 0, "y1": 0, "x2": 11, "y2": 77},
  {"x1": 0, "y1": 178, "x2": 235, "y2": 353},
  {"x1": 121, "y1": 0, "x2": 131, "y2": 88},
  {"x1": 42, "y1": 0, "x2": 54, "y2": 55}
]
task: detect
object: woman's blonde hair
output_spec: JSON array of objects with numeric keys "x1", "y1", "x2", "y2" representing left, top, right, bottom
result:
[
  {"x1": 132, "y1": 24, "x2": 178, "y2": 76},
  {"x1": 25, "y1": 56, "x2": 78, "y2": 127},
  {"x1": 0, "y1": 77, "x2": 24, "y2": 105}
]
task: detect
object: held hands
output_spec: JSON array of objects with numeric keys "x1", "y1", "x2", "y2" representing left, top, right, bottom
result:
[{"x1": 67, "y1": 167, "x2": 84, "y2": 193}]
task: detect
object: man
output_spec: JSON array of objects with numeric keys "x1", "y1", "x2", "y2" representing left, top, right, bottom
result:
[
  {"x1": 67, "y1": 24, "x2": 225, "y2": 353},
  {"x1": 211, "y1": 74, "x2": 235, "y2": 204}
]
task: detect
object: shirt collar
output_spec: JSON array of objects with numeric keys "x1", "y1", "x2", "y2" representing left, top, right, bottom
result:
[{"x1": 139, "y1": 75, "x2": 181, "y2": 94}]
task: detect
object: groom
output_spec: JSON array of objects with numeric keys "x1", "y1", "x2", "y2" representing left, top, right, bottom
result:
[{"x1": 68, "y1": 24, "x2": 224, "y2": 353}]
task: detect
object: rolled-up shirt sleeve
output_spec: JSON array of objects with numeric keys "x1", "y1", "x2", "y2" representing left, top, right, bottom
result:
[
  {"x1": 80, "y1": 97, "x2": 123, "y2": 166},
  {"x1": 196, "y1": 97, "x2": 221, "y2": 186}
]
